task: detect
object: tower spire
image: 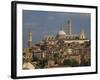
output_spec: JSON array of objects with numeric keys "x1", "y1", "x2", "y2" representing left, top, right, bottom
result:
[
  {"x1": 28, "y1": 32, "x2": 32, "y2": 48},
  {"x1": 67, "y1": 18, "x2": 72, "y2": 35}
]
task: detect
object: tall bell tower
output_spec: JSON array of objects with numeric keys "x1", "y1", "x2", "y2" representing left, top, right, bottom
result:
[
  {"x1": 67, "y1": 18, "x2": 72, "y2": 35},
  {"x1": 28, "y1": 32, "x2": 32, "y2": 48}
]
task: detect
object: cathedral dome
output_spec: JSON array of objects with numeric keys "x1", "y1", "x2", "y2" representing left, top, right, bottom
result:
[{"x1": 58, "y1": 30, "x2": 66, "y2": 36}]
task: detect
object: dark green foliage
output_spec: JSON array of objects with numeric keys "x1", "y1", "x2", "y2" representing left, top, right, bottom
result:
[
  {"x1": 81, "y1": 60, "x2": 90, "y2": 66},
  {"x1": 32, "y1": 56, "x2": 38, "y2": 61},
  {"x1": 63, "y1": 59, "x2": 79, "y2": 67}
]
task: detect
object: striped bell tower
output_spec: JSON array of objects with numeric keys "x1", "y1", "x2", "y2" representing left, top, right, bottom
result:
[
  {"x1": 28, "y1": 32, "x2": 33, "y2": 48},
  {"x1": 67, "y1": 18, "x2": 72, "y2": 35}
]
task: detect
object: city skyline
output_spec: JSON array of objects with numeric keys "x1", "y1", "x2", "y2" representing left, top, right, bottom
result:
[{"x1": 23, "y1": 10, "x2": 90, "y2": 48}]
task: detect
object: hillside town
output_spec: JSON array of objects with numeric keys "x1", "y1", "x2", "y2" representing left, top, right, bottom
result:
[{"x1": 22, "y1": 19, "x2": 91, "y2": 69}]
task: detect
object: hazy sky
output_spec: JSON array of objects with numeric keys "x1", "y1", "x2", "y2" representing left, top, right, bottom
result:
[{"x1": 23, "y1": 10, "x2": 90, "y2": 48}]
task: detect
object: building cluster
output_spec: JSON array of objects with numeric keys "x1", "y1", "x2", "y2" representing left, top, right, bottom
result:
[{"x1": 22, "y1": 19, "x2": 91, "y2": 69}]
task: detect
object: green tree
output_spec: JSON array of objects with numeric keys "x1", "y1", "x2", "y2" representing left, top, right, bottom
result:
[
  {"x1": 63, "y1": 59, "x2": 72, "y2": 66},
  {"x1": 63, "y1": 59, "x2": 79, "y2": 67}
]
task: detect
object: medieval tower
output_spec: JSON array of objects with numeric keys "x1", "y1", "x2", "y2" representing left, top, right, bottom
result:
[
  {"x1": 28, "y1": 32, "x2": 33, "y2": 48},
  {"x1": 67, "y1": 18, "x2": 72, "y2": 35}
]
